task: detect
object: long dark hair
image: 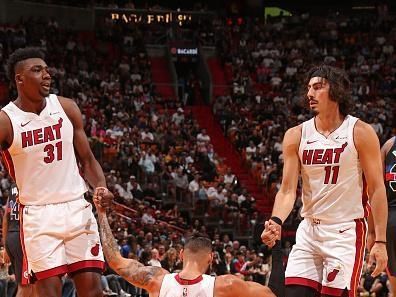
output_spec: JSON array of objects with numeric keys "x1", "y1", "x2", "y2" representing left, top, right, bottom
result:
[{"x1": 305, "y1": 64, "x2": 353, "y2": 116}]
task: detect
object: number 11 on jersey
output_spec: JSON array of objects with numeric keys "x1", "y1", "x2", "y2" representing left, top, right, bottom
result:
[{"x1": 324, "y1": 165, "x2": 339, "y2": 184}]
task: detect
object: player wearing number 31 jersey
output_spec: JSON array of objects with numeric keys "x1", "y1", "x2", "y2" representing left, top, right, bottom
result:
[
  {"x1": 0, "y1": 47, "x2": 113, "y2": 297},
  {"x1": 1, "y1": 93, "x2": 87, "y2": 205}
]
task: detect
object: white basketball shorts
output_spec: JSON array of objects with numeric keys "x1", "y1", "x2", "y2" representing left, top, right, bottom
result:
[
  {"x1": 285, "y1": 218, "x2": 367, "y2": 297},
  {"x1": 20, "y1": 198, "x2": 105, "y2": 281}
]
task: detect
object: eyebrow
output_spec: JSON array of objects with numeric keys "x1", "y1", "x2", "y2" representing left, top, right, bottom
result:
[
  {"x1": 29, "y1": 64, "x2": 48, "y2": 70},
  {"x1": 308, "y1": 82, "x2": 324, "y2": 88}
]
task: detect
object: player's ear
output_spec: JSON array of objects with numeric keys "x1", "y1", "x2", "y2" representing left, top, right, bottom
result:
[
  {"x1": 15, "y1": 73, "x2": 23, "y2": 85},
  {"x1": 179, "y1": 249, "x2": 184, "y2": 262}
]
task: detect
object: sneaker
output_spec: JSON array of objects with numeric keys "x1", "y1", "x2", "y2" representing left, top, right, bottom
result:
[
  {"x1": 103, "y1": 289, "x2": 118, "y2": 296},
  {"x1": 120, "y1": 290, "x2": 132, "y2": 297}
]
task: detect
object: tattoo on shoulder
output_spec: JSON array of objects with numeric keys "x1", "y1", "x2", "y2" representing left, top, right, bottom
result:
[{"x1": 119, "y1": 265, "x2": 163, "y2": 287}]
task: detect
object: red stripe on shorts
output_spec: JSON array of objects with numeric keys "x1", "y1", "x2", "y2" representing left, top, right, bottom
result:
[
  {"x1": 68, "y1": 260, "x2": 105, "y2": 274},
  {"x1": 285, "y1": 277, "x2": 322, "y2": 292},
  {"x1": 19, "y1": 205, "x2": 30, "y2": 285},
  {"x1": 322, "y1": 286, "x2": 347, "y2": 296},
  {"x1": 349, "y1": 219, "x2": 366, "y2": 297},
  {"x1": 35, "y1": 264, "x2": 69, "y2": 280}
]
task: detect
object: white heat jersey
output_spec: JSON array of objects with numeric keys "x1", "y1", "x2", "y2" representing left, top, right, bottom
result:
[
  {"x1": 298, "y1": 115, "x2": 369, "y2": 222},
  {"x1": 159, "y1": 273, "x2": 215, "y2": 297},
  {"x1": 1, "y1": 94, "x2": 87, "y2": 205}
]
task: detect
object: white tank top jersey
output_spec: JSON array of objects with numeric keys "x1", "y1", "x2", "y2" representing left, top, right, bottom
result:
[
  {"x1": 298, "y1": 115, "x2": 369, "y2": 222},
  {"x1": 1, "y1": 94, "x2": 88, "y2": 205},
  {"x1": 159, "y1": 273, "x2": 215, "y2": 297}
]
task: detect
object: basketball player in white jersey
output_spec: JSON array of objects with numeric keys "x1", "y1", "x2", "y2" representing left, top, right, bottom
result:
[
  {"x1": 261, "y1": 65, "x2": 388, "y2": 297},
  {"x1": 93, "y1": 197, "x2": 285, "y2": 297},
  {"x1": 0, "y1": 47, "x2": 113, "y2": 297}
]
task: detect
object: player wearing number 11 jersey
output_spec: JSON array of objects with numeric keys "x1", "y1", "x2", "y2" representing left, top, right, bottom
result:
[
  {"x1": 261, "y1": 65, "x2": 388, "y2": 297},
  {"x1": 0, "y1": 47, "x2": 113, "y2": 297}
]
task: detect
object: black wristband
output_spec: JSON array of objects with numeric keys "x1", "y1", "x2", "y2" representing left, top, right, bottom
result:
[
  {"x1": 375, "y1": 240, "x2": 387, "y2": 245},
  {"x1": 270, "y1": 216, "x2": 283, "y2": 226}
]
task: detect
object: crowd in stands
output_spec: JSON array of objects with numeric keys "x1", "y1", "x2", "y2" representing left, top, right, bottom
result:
[{"x1": 0, "y1": 5, "x2": 395, "y2": 297}]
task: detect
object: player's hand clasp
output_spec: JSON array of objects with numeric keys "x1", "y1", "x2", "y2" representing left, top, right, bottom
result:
[{"x1": 93, "y1": 187, "x2": 114, "y2": 211}]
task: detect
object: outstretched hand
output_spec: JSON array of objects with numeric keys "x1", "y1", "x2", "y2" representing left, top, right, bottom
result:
[
  {"x1": 93, "y1": 187, "x2": 113, "y2": 213},
  {"x1": 368, "y1": 242, "x2": 388, "y2": 277}
]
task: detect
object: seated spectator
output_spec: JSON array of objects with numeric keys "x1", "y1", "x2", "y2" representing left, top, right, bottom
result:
[
  {"x1": 148, "y1": 248, "x2": 162, "y2": 267},
  {"x1": 197, "y1": 129, "x2": 211, "y2": 147},
  {"x1": 141, "y1": 208, "x2": 156, "y2": 225},
  {"x1": 138, "y1": 151, "x2": 155, "y2": 174},
  {"x1": 188, "y1": 173, "x2": 200, "y2": 195},
  {"x1": 245, "y1": 141, "x2": 257, "y2": 161},
  {"x1": 224, "y1": 167, "x2": 236, "y2": 186},
  {"x1": 171, "y1": 108, "x2": 185, "y2": 126},
  {"x1": 126, "y1": 175, "x2": 143, "y2": 200},
  {"x1": 160, "y1": 247, "x2": 182, "y2": 273}
]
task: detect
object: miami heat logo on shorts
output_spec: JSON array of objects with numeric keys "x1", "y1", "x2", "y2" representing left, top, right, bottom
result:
[
  {"x1": 90, "y1": 243, "x2": 100, "y2": 256},
  {"x1": 327, "y1": 269, "x2": 339, "y2": 282}
]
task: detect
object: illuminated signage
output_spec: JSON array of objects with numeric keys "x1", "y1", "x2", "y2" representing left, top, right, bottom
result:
[
  {"x1": 170, "y1": 47, "x2": 198, "y2": 55},
  {"x1": 170, "y1": 47, "x2": 199, "y2": 56},
  {"x1": 110, "y1": 11, "x2": 193, "y2": 26}
]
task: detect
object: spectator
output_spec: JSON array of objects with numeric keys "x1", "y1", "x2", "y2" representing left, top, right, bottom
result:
[
  {"x1": 171, "y1": 108, "x2": 185, "y2": 126},
  {"x1": 147, "y1": 248, "x2": 162, "y2": 267}
]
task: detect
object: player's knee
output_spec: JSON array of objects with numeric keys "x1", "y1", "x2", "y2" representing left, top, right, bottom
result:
[
  {"x1": 35, "y1": 288, "x2": 59, "y2": 297},
  {"x1": 16, "y1": 285, "x2": 36, "y2": 297},
  {"x1": 84, "y1": 286, "x2": 103, "y2": 297}
]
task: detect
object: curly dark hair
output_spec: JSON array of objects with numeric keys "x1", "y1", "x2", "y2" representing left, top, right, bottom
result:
[
  {"x1": 5, "y1": 47, "x2": 46, "y2": 83},
  {"x1": 304, "y1": 64, "x2": 353, "y2": 116}
]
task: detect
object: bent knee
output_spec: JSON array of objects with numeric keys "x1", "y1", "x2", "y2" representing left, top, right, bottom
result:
[{"x1": 84, "y1": 288, "x2": 103, "y2": 297}]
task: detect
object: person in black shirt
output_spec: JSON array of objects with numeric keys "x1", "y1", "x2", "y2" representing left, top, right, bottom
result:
[
  {"x1": 2, "y1": 184, "x2": 36, "y2": 297},
  {"x1": 381, "y1": 136, "x2": 396, "y2": 296}
]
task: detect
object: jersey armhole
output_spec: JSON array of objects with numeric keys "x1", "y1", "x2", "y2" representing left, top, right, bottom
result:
[
  {"x1": 56, "y1": 96, "x2": 79, "y2": 130},
  {"x1": 297, "y1": 124, "x2": 304, "y2": 156},
  {"x1": 0, "y1": 110, "x2": 15, "y2": 151},
  {"x1": 349, "y1": 117, "x2": 359, "y2": 156},
  {"x1": 52, "y1": 94, "x2": 68, "y2": 115}
]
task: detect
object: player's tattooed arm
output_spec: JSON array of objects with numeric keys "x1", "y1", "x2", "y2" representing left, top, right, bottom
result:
[
  {"x1": 97, "y1": 212, "x2": 167, "y2": 290},
  {"x1": 118, "y1": 264, "x2": 164, "y2": 288},
  {"x1": 97, "y1": 212, "x2": 124, "y2": 264}
]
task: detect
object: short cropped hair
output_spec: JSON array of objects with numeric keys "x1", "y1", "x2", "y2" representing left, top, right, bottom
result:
[
  {"x1": 305, "y1": 64, "x2": 352, "y2": 116},
  {"x1": 6, "y1": 47, "x2": 46, "y2": 82},
  {"x1": 184, "y1": 233, "x2": 212, "y2": 253}
]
